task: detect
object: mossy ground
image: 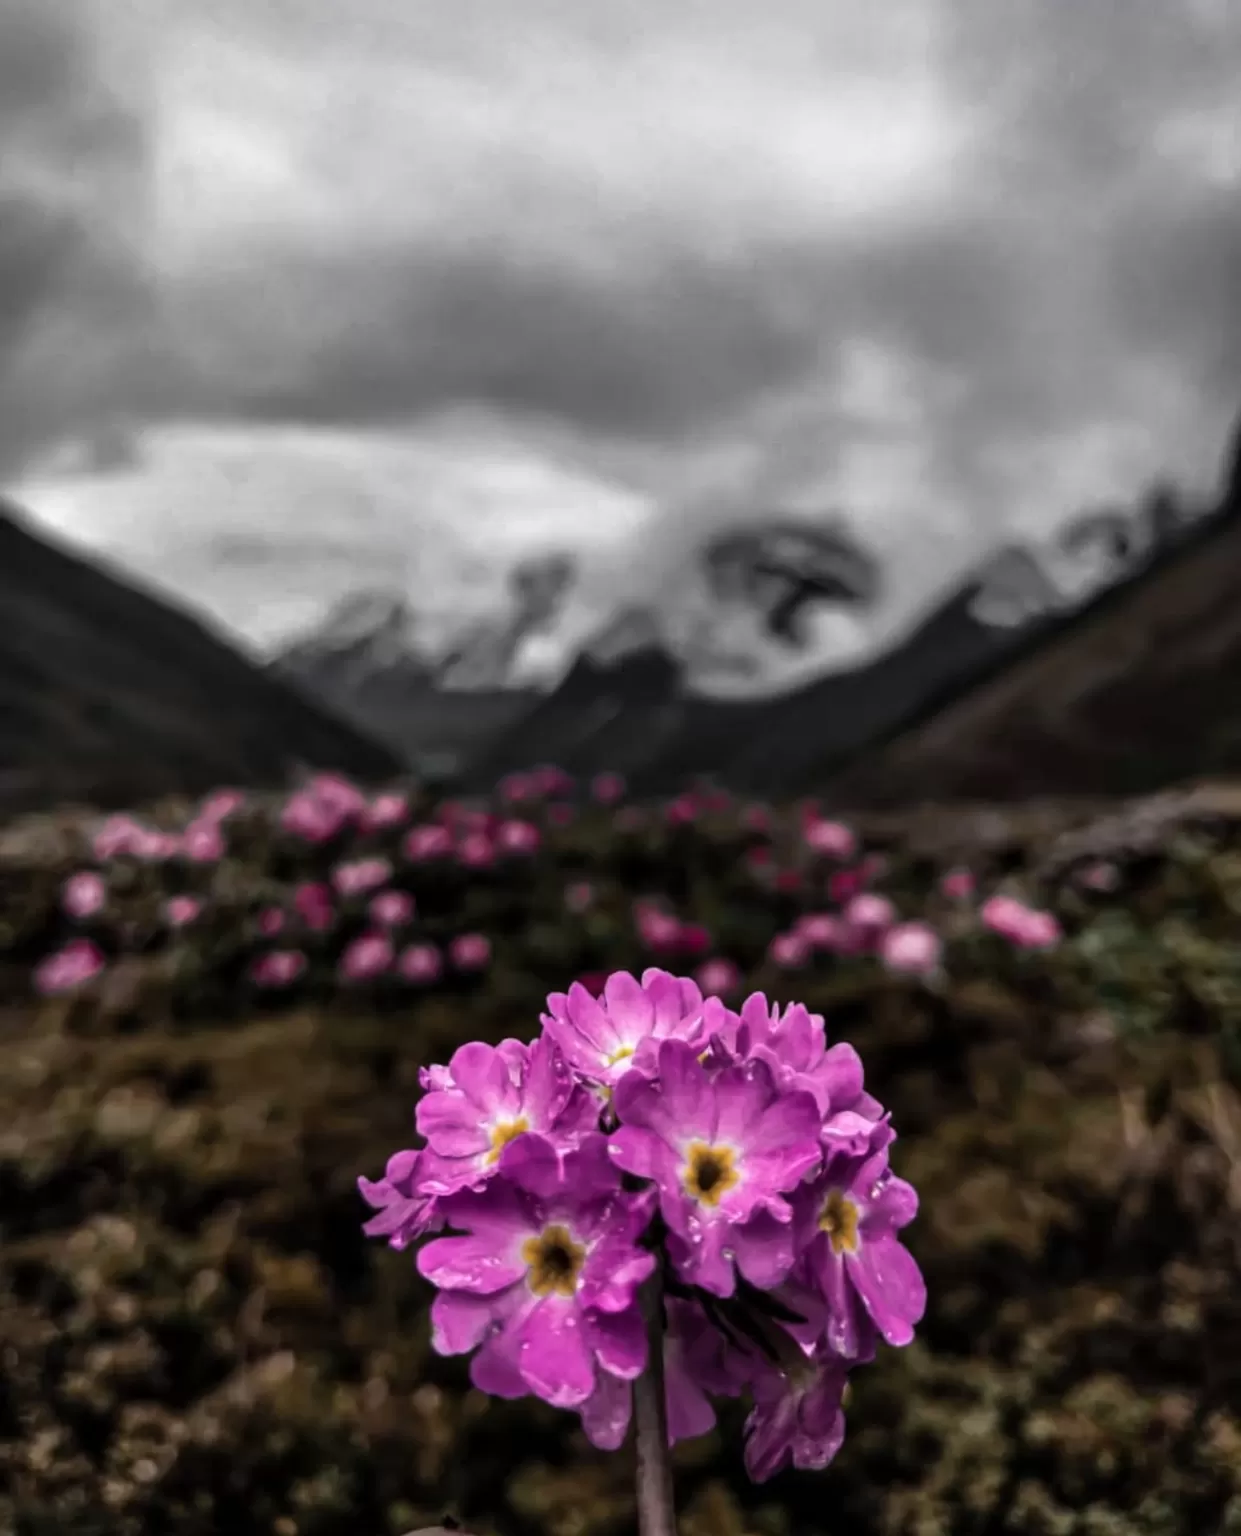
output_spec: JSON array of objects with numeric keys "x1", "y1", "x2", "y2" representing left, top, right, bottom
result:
[{"x1": 1, "y1": 794, "x2": 1240, "y2": 1535}]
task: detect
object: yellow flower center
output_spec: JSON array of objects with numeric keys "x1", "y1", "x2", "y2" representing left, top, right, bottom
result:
[
  {"x1": 521, "y1": 1223, "x2": 587, "y2": 1297},
  {"x1": 818, "y1": 1189, "x2": 860, "y2": 1255},
  {"x1": 682, "y1": 1141, "x2": 741, "y2": 1208},
  {"x1": 604, "y1": 1043, "x2": 636, "y2": 1068},
  {"x1": 486, "y1": 1116, "x2": 530, "y2": 1164}
]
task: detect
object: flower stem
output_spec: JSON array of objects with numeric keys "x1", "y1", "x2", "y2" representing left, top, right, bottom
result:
[{"x1": 633, "y1": 1269, "x2": 678, "y2": 1536}]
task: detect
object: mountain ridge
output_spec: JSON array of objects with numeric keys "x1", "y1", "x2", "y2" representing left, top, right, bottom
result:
[{"x1": 0, "y1": 501, "x2": 401, "y2": 813}]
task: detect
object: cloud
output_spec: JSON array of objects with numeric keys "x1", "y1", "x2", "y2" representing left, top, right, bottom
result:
[
  {"x1": 0, "y1": 0, "x2": 155, "y2": 477},
  {"x1": 4, "y1": 0, "x2": 1239, "y2": 684}
]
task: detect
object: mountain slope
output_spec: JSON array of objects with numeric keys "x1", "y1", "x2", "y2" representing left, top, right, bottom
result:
[
  {"x1": 465, "y1": 437, "x2": 1231, "y2": 797},
  {"x1": 271, "y1": 590, "x2": 537, "y2": 772},
  {"x1": 0, "y1": 503, "x2": 401, "y2": 812},
  {"x1": 824, "y1": 415, "x2": 1241, "y2": 807}
]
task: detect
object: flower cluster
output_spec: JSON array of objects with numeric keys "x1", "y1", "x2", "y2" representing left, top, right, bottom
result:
[{"x1": 359, "y1": 969, "x2": 924, "y2": 1482}]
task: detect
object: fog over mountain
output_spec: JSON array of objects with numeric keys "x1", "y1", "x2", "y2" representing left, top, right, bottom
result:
[{"x1": 3, "y1": 0, "x2": 1239, "y2": 695}]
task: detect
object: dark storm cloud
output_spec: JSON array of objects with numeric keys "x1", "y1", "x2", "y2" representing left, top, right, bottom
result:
[{"x1": 0, "y1": 0, "x2": 153, "y2": 477}]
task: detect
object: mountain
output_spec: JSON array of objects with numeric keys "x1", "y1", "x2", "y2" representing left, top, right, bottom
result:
[
  {"x1": 271, "y1": 590, "x2": 539, "y2": 773},
  {"x1": 0, "y1": 502, "x2": 401, "y2": 813},
  {"x1": 824, "y1": 415, "x2": 1241, "y2": 807},
  {"x1": 463, "y1": 448, "x2": 1227, "y2": 797}
]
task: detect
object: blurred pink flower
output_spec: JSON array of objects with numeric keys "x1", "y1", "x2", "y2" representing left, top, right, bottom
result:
[
  {"x1": 940, "y1": 868, "x2": 976, "y2": 901},
  {"x1": 34, "y1": 938, "x2": 106, "y2": 995},
  {"x1": 92, "y1": 815, "x2": 144, "y2": 859},
  {"x1": 499, "y1": 772, "x2": 535, "y2": 803},
  {"x1": 332, "y1": 857, "x2": 393, "y2": 896},
  {"x1": 257, "y1": 906, "x2": 286, "y2": 937},
  {"x1": 534, "y1": 765, "x2": 573, "y2": 796},
  {"x1": 828, "y1": 868, "x2": 867, "y2": 903},
  {"x1": 182, "y1": 820, "x2": 225, "y2": 863},
  {"x1": 980, "y1": 896, "x2": 1061, "y2": 949},
  {"x1": 695, "y1": 956, "x2": 741, "y2": 996},
  {"x1": 280, "y1": 791, "x2": 345, "y2": 843},
  {"x1": 449, "y1": 932, "x2": 491, "y2": 971},
  {"x1": 547, "y1": 804, "x2": 575, "y2": 828},
  {"x1": 362, "y1": 792, "x2": 410, "y2": 831},
  {"x1": 306, "y1": 772, "x2": 367, "y2": 818},
  {"x1": 496, "y1": 818, "x2": 541, "y2": 855},
  {"x1": 198, "y1": 788, "x2": 245, "y2": 822},
  {"x1": 250, "y1": 949, "x2": 307, "y2": 988},
  {"x1": 402, "y1": 823, "x2": 454, "y2": 861},
  {"x1": 369, "y1": 889, "x2": 415, "y2": 927},
  {"x1": 769, "y1": 931, "x2": 810, "y2": 969},
  {"x1": 457, "y1": 832, "x2": 496, "y2": 868},
  {"x1": 843, "y1": 893, "x2": 895, "y2": 931},
  {"x1": 591, "y1": 771, "x2": 626, "y2": 804},
  {"x1": 796, "y1": 912, "x2": 842, "y2": 950},
  {"x1": 62, "y1": 871, "x2": 106, "y2": 919},
  {"x1": 396, "y1": 942, "x2": 442, "y2": 983},
  {"x1": 635, "y1": 905, "x2": 681, "y2": 952},
  {"x1": 339, "y1": 932, "x2": 394, "y2": 982},
  {"x1": 564, "y1": 880, "x2": 595, "y2": 914},
  {"x1": 664, "y1": 795, "x2": 698, "y2": 825},
  {"x1": 1013, "y1": 909, "x2": 1062, "y2": 949},
  {"x1": 293, "y1": 882, "x2": 335, "y2": 932},
  {"x1": 741, "y1": 803, "x2": 771, "y2": 832},
  {"x1": 164, "y1": 895, "x2": 202, "y2": 928},
  {"x1": 881, "y1": 921, "x2": 942, "y2": 976},
  {"x1": 804, "y1": 818, "x2": 857, "y2": 860}
]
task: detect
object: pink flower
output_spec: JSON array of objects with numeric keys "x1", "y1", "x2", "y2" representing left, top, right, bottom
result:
[
  {"x1": 769, "y1": 931, "x2": 810, "y2": 969},
  {"x1": 796, "y1": 913, "x2": 842, "y2": 951},
  {"x1": 339, "y1": 932, "x2": 394, "y2": 982},
  {"x1": 198, "y1": 788, "x2": 245, "y2": 822},
  {"x1": 305, "y1": 772, "x2": 367, "y2": 818},
  {"x1": 91, "y1": 815, "x2": 144, "y2": 859},
  {"x1": 695, "y1": 957, "x2": 741, "y2": 996},
  {"x1": 608, "y1": 1040, "x2": 823, "y2": 1296},
  {"x1": 332, "y1": 857, "x2": 392, "y2": 897},
  {"x1": 419, "y1": 1133, "x2": 656, "y2": 1410},
  {"x1": 541, "y1": 969, "x2": 707, "y2": 1092},
  {"x1": 635, "y1": 906, "x2": 682, "y2": 953},
  {"x1": 940, "y1": 867, "x2": 976, "y2": 901},
  {"x1": 547, "y1": 804, "x2": 575, "y2": 828},
  {"x1": 457, "y1": 832, "x2": 496, "y2": 869},
  {"x1": 828, "y1": 868, "x2": 867, "y2": 904},
  {"x1": 402, "y1": 823, "x2": 454, "y2": 861},
  {"x1": 369, "y1": 889, "x2": 415, "y2": 928},
  {"x1": 803, "y1": 819, "x2": 857, "y2": 860},
  {"x1": 499, "y1": 772, "x2": 535, "y2": 803},
  {"x1": 843, "y1": 893, "x2": 895, "y2": 932},
  {"x1": 415, "y1": 1035, "x2": 599, "y2": 1196},
  {"x1": 280, "y1": 790, "x2": 346, "y2": 843},
  {"x1": 250, "y1": 949, "x2": 307, "y2": 988},
  {"x1": 496, "y1": 819, "x2": 541, "y2": 856},
  {"x1": 397, "y1": 942, "x2": 442, "y2": 984},
  {"x1": 591, "y1": 772, "x2": 626, "y2": 804},
  {"x1": 741, "y1": 804, "x2": 771, "y2": 833},
  {"x1": 880, "y1": 922, "x2": 942, "y2": 976},
  {"x1": 164, "y1": 895, "x2": 202, "y2": 928},
  {"x1": 664, "y1": 795, "x2": 698, "y2": 826},
  {"x1": 256, "y1": 906, "x2": 286, "y2": 937},
  {"x1": 534, "y1": 766, "x2": 573, "y2": 797},
  {"x1": 450, "y1": 933, "x2": 492, "y2": 971},
  {"x1": 293, "y1": 881, "x2": 335, "y2": 932},
  {"x1": 1013, "y1": 909, "x2": 1062, "y2": 949},
  {"x1": 362, "y1": 792, "x2": 410, "y2": 831},
  {"x1": 62, "y1": 871, "x2": 106, "y2": 919},
  {"x1": 34, "y1": 938, "x2": 106, "y2": 995},
  {"x1": 181, "y1": 820, "x2": 225, "y2": 863},
  {"x1": 744, "y1": 1351, "x2": 850, "y2": 1482}
]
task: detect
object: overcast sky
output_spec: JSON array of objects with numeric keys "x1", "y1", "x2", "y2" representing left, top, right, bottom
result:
[{"x1": 3, "y1": 0, "x2": 1240, "y2": 684}]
